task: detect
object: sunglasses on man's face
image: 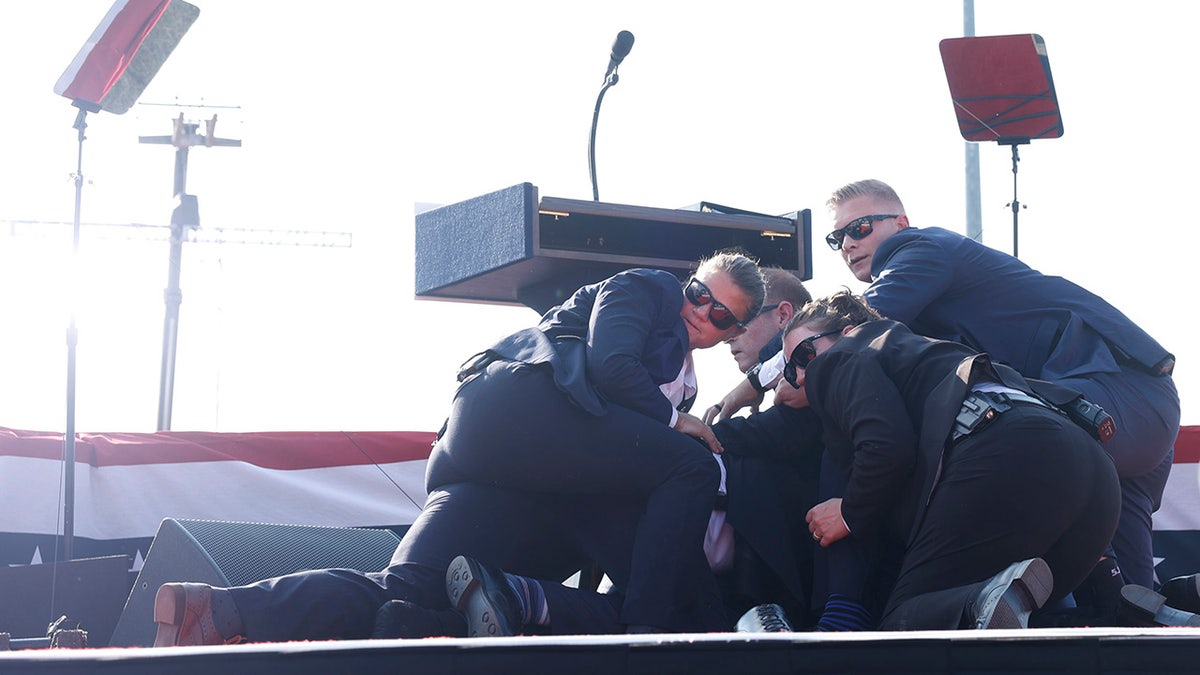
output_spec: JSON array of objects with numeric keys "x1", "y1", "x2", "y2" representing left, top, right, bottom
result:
[
  {"x1": 782, "y1": 328, "x2": 844, "y2": 387},
  {"x1": 684, "y1": 277, "x2": 747, "y2": 331},
  {"x1": 825, "y1": 214, "x2": 900, "y2": 251}
]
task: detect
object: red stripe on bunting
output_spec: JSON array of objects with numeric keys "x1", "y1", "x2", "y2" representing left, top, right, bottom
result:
[
  {"x1": 1174, "y1": 426, "x2": 1200, "y2": 464},
  {"x1": 4, "y1": 425, "x2": 1197, "y2": 469},
  {"x1": 0, "y1": 427, "x2": 436, "y2": 470}
]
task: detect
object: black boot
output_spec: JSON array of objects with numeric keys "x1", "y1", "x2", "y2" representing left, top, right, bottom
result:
[
  {"x1": 1073, "y1": 557, "x2": 1125, "y2": 615},
  {"x1": 1031, "y1": 557, "x2": 1127, "y2": 627}
]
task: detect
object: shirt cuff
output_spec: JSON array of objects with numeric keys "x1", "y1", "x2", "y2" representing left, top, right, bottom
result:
[{"x1": 753, "y1": 350, "x2": 786, "y2": 390}]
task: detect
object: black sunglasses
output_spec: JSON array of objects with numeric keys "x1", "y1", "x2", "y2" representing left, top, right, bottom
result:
[
  {"x1": 783, "y1": 328, "x2": 844, "y2": 387},
  {"x1": 684, "y1": 277, "x2": 748, "y2": 330},
  {"x1": 825, "y1": 214, "x2": 900, "y2": 250},
  {"x1": 753, "y1": 303, "x2": 780, "y2": 319}
]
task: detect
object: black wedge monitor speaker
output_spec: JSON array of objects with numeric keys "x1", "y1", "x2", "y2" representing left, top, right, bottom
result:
[{"x1": 109, "y1": 518, "x2": 401, "y2": 647}]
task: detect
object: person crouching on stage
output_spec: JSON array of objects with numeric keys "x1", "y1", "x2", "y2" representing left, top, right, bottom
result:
[{"x1": 790, "y1": 290, "x2": 1119, "y2": 630}]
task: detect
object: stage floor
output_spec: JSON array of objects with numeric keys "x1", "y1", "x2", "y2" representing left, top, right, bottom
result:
[{"x1": 5, "y1": 627, "x2": 1200, "y2": 674}]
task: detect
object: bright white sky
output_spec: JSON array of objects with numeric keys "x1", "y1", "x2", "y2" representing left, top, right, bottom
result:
[{"x1": 0, "y1": 1, "x2": 1195, "y2": 434}]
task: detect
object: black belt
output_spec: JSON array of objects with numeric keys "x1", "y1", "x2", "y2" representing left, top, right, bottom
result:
[{"x1": 951, "y1": 390, "x2": 1053, "y2": 444}]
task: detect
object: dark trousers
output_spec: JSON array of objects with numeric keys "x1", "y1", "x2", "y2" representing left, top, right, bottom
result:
[
  {"x1": 230, "y1": 359, "x2": 725, "y2": 639},
  {"x1": 813, "y1": 454, "x2": 896, "y2": 625},
  {"x1": 1058, "y1": 366, "x2": 1180, "y2": 587},
  {"x1": 229, "y1": 482, "x2": 642, "y2": 641},
  {"x1": 879, "y1": 404, "x2": 1121, "y2": 629},
  {"x1": 424, "y1": 359, "x2": 724, "y2": 630}
]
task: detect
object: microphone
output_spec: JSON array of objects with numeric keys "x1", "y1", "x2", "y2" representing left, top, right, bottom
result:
[
  {"x1": 604, "y1": 30, "x2": 635, "y2": 81},
  {"x1": 591, "y1": 30, "x2": 635, "y2": 201}
]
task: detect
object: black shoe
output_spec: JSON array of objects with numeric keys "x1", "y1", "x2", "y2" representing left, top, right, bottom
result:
[
  {"x1": 735, "y1": 604, "x2": 793, "y2": 632},
  {"x1": 1120, "y1": 584, "x2": 1200, "y2": 627},
  {"x1": 372, "y1": 599, "x2": 466, "y2": 639},
  {"x1": 1160, "y1": 573, "x2": 1200, "y2": 614},
  {"x1": 969, "y1": 558, "x2": 1053, "y2": 629},
  {"x1": 445, "y1": 555, "x2": 524, "y2": 637}
]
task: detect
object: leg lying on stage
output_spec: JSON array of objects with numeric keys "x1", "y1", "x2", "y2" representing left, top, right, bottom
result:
[{"x1": 153, "y1": 482, "x2": 598, "y2": 645}]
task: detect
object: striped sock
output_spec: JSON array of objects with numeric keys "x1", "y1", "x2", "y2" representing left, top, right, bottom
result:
[
  {"x1": 505, "y1": 572, "x2": 550, "y2": 626},
  {"x1": 817, "y1": 593, "x2": 874, "y2": 631}
]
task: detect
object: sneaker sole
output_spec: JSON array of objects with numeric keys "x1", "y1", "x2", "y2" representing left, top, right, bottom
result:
[
  {"x1": 446, "y1": 555, "x2": 511, "y2": 637},
  {"x1": 736, "y1": 604, "x2": 793, "y2": 632}
]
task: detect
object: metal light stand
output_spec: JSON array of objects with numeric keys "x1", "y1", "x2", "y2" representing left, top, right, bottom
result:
[
  {"x1": 61, "y1": 104, "x2": 98, "y2": 562},
  {"x1": 939, "y1": 34, "x2": 1064, "y2": 261},
  {"x1": 139, "y1": 114, "x2": 240, "y2": 430},
  {"x1": 999, "y1": 137, "x2": 1029, "y2": 258}
]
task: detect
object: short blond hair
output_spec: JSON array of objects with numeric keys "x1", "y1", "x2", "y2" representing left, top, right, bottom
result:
[{"x1": 826, "y1": 179, "x2": 905, "y2": 212}]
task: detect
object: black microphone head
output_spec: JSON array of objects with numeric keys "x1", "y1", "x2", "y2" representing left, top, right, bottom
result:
[{"x1": 610, "y1": 30, "x2": 635, "y2": 63}]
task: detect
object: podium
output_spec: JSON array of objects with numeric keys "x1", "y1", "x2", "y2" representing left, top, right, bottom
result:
[{"x1": 415, "y1": 183, "x2": 811, "y2": 313}]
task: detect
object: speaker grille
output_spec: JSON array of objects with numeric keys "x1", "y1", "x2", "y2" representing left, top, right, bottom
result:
[
  {"x1": 110, "y1": 518, "x2": 401, "y2": 647},
  {"x1": 176, "y1": 519, "x2": 400, "y2": 586}
]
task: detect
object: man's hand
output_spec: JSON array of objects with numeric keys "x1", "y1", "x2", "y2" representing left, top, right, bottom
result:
[
  {"x1": 701, "y1": 378, "x2": 765, "y2": 423},
  {"x1": 806, "y1": 498, "x2": 849, "y2": 548},
  {"x1": 772, "y1": 378, "x2": 809, "y2": 409},
  {"x1": 674, "y1": 411, "x2": 725, "y2": 454}
]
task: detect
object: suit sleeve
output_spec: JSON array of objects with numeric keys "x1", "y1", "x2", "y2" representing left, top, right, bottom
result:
[
  {"x1": 713, "y1": 405, "x2": 823, "y2": 466},
  {"x1": 864, "y1": 232, "x2": 956, "y2": 324},
  {"x1": 808, "y1": 350, "x2": 919, "y2": 539},
  {"x1": 585, "y1": 272, "x2": 679, "y2": 423}
]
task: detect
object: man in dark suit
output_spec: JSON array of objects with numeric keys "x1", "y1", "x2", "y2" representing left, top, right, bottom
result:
[
  {"x1": 791, "y1": 299, "x2": 1121, "y2": 629},
  {"x1": 439, "y1": 268, "x2": 826, "y2": 637},
  {"x1": 823, "y1": 179, "x2": 1178, "y2": 598},
  {"x1": 718, "y1": 179, "x2": 1178, "y2": 617},
  {"x1": 426, "y1": 269, "x2": 826, "y2": 638},
  {"x1": 152, "y1": 255, "x2": 766, "y2": 645},
  {"x1": 701, "y1": 268, "x2": 823, "y2": 626}
]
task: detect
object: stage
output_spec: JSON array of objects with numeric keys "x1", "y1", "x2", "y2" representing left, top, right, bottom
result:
[
  {"x1": 3, "y1": 424, "x2": 1200, "y2": 673},
  {"x1": 5, "y1": 628, "x2": 1200, "y2": 674}
]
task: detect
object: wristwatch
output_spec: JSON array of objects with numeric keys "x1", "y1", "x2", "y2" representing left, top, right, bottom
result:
[{"x1": 746, "y1": 363, "x2": 769, "y2": 394}]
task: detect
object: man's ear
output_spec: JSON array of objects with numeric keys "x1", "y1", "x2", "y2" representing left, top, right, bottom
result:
[
  {"x1": 896, "y1": 213, "x2": 911, "y2": 230},
  {"x1": 777, "y1": 301, "x2": 795, "y2": 324}
]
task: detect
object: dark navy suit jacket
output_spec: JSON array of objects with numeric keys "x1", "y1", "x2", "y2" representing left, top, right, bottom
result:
[
  {"x1": 485, "y1": 268, "x2": 690, "y2": 423},
  {"x1": 866, "y1": 227, "x2": 1173, "y2": 380}
]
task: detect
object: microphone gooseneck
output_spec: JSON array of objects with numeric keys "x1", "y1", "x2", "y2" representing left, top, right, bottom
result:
[{"x1": 590, "y1": 30, "x2": 635, "y2": 202}]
